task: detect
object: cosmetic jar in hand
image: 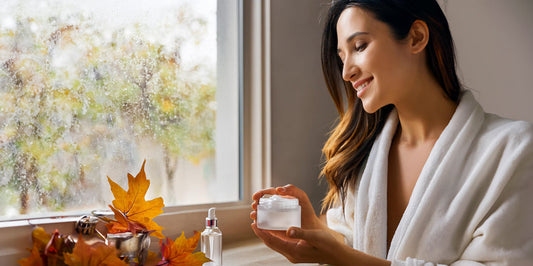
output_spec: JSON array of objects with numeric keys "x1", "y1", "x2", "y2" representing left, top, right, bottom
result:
[{"x1": 257, "y1": 194, "x2": 301, "y2": 230}]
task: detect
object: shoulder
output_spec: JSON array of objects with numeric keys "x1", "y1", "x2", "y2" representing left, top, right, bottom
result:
[
  {"x1": 481, "y1": 113, "x2": 533, "y2": 148},
  {"x1": 474, "y1": 114, "x2": 533, "y2": 192}
]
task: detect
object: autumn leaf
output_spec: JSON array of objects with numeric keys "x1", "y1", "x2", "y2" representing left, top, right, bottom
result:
[
  {"x1": 32, "y1": 226, "x2": 51, "y2": 251},
  {"x1": 44, "y1": 229, "x2": 77, "y2": 266},
  {"x1": 18, "y1": 245, "x2": 44, "y2": 266},
  {"x1": 106, "y1": 205, "x2": 153, "y2": 237},
  {"x1": 63, "y1": 237, "x2": 127, "y2": 266},
  {"x1": 143, "y1": 251, "x2": 161, "y2": 266},
  {"x1": 18, "y1": 227, "x2": 68, "y2": 266},
  {"x1": 107, "y1": 160, "x2": 165, "y2": 238},
  {"x1": 158, "y1": 231, "x2": 210, "y2": 266}
]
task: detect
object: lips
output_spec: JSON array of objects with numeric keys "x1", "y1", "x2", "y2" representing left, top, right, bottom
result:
[{"x1": 352, "y1": 77, "x2": 373, "y2": 97}]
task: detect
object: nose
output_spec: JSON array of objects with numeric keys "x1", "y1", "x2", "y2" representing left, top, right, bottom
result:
[{"x1": 342, "y1": 57, "x2": 358, "y2": 82}]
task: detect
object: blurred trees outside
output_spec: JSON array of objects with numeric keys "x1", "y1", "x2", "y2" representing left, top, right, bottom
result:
[{"x1": 0, "y1": 1, "x2": 216, "y2": 216}]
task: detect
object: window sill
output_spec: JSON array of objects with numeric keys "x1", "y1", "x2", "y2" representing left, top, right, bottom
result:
[{"x1": 0, "y1": 203, "x2": 255, "y2": 264}]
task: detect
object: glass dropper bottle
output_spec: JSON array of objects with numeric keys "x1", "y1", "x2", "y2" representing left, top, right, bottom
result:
[{"x1": 201, "y1": 207, "x2": 222, "y2": 265}]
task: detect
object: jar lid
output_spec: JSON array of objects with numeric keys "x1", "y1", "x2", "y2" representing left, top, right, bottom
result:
[{"x1": 259, "y1": 194, "x2": 299, "y2": 209}]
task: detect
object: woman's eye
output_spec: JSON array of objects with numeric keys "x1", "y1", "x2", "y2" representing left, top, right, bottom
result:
[{"x1": 355, "y1": 43, "x2": 367, "y2": 52}]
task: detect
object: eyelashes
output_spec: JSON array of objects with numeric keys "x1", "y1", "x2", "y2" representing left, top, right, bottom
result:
[
  {"x1": 355, "y1": 43, "x2": 367, "y2": 52},
  {"x1": 338, "y1": 42, "x2": 368, "y2": 64}
]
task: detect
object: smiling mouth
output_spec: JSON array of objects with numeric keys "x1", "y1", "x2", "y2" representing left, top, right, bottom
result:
[
  {"x1": 353, "y1": 77, "x2": 373, "y2": 96},
  {"x1": 355, "y1": 81, "x2": 369, "y2": 92}
]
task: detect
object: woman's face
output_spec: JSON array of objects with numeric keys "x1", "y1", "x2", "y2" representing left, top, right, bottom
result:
[{"x1": 336, "y1": 7, "x2": 414, "y2": 113}]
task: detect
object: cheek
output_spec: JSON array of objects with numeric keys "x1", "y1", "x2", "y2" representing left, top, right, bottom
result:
[{"x1": 373, "y1": 50, "x2": 407, "y2": 89}]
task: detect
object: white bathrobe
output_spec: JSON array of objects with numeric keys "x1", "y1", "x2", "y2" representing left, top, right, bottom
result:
[{"x1": 327, "y1": 91, "x2": 533, "y2": 266}]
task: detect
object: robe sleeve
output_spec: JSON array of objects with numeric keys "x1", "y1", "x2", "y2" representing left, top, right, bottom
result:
[
  {"x1": 391, "y1": 257, "x2": 449, "y2": 266},
  {"x1": 326, "y1": 202, "x2": 353, "y2": 246},
  {"x1": 326, "y1": 185, "x2": 356, "y2": 247},
  {"x1": 392, "y1": 124, "x2": 533, "y2": 266}
]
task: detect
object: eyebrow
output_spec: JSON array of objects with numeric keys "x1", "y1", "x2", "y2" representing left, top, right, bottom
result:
[{"x1": 337, "y1": 32, "x2": 369, "y2": 53}]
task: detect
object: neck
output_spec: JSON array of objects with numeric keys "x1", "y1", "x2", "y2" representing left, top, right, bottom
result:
[{"x1": 393, "y1": 78, "x2": 457, "y2": 146}]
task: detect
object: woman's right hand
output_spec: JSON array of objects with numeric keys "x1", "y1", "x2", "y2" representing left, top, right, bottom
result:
[{"x1": 250, "y1": 184, "x2": 324, "y2": 230}]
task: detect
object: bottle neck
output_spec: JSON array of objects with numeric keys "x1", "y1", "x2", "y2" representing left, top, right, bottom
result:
[{"x1": 206, "y1": 218, "x2": 217, "y2": 229}]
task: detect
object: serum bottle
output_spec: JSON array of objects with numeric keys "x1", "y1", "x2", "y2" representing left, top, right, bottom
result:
[{"x1": 201, "y1": 207, "x2": 222, "y2": 265}]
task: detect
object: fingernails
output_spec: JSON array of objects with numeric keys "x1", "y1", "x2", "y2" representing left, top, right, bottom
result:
[{"x1": 289, "y1": 229, "x2": 296, "y2": 237}]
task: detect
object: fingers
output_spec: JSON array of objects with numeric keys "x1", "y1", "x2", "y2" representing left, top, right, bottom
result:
[
  {"x1": 251, "y1": 222, "x2": 299, "y2": 256},
  {"x1": 251, "y1": 185, "x2": 299, "y2": 211},
  {"x1": 252, "y1": 223, "x2": 332, "y2": 264},
  {"x1": 252, "y1": 184, "x2": 303, "y2": 203},
  {"x1": 253, "y1": 184, "x2": 303, "y2": 202},
  {"x1": 276, "y1": 184, "x2": 301, "y2": 196},
  {"x1": 276, "y1": 184, "x2": 312, "y2": 206},
  {"x1": 287, "y1": 227, "x2": 310, "y2": 241},
  {"x1": 250, "y1": 210, "x2": 257, "y2": 220},
  {"x1": 286, "y1": 226, "x2": 336, "y2": 249},
  {"x1": 251, "y1": 221, "x2": 297, "y2": 242},
  {"x1": 251, "y1": 187, "x2": 277, "y2": 212},
  {"x1": 252, "y1": 187, "x2": 277, "y2": 202}
]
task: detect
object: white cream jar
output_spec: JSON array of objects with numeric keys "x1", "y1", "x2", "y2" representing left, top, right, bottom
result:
[{"x1": 257, "y1": 194, "x2": 301, "y2": 230}]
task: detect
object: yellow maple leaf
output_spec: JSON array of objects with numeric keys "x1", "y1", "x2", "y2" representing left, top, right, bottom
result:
[
  {"x1": 107, "y1": 160, "x2": 165, "y2": 238},
  {"x1": 159, "y1": 231, "x2": 211, "y2": 266},
  {"x1": 31, "y1": 226, "x2": 51, "y2": 251},
  {"x1": 63, "y1": 237, "x2": 127, "y2": 266},
  {"x1": 18, "y1": 227, "x2": 67, "y2": 266}
]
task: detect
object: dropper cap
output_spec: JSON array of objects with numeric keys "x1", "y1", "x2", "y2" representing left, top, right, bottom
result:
[{"x1": 205, "y1": 207, "x2": 217, "y2": 228}]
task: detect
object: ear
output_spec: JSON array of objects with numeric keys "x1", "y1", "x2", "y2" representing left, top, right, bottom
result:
[{"x1": 408, "y1": 20, "x2": 429, "y2": 54}]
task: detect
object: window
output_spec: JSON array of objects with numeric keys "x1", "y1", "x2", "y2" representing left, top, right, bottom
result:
[
  {"x1": 0, "y1": 0, "x2": 240, "y2": 218},
  {"x1": 0, "y1": 0, "x2": 271, "y2": 263}
]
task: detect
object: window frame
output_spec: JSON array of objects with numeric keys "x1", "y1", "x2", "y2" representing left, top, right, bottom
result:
[{"x1": 0, "y1": 0, "x2": 272, "y2": 262}]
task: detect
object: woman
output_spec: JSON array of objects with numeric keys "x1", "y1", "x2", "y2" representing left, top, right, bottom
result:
[{"x1": 251, "y1": 0, "x2": 533, "y2": 265}]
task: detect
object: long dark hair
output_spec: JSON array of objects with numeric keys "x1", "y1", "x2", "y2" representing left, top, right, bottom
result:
[{"x1": 320, "y1": 0, "x2": 462, "y2": 212}]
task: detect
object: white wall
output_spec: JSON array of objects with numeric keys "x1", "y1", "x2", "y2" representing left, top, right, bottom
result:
[
  {"x1": 442, "y1": 0, "x2": 533, "y2": 123},
  {"x1": 270, "y1": 0, "x2": 336, "y2": 213}
]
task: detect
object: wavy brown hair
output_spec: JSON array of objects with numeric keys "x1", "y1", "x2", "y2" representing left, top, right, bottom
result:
[{"x1": 320, "y1": 0, "x2": 462, "y2": 212}]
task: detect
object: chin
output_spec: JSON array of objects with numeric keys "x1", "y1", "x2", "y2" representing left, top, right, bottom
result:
[{"x1": 361, "y1": 101, "x2": 381, "y2": 114}]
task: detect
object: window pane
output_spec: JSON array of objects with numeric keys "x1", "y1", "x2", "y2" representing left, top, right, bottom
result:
[{"x1": 0, "y1": 0, "x2": 240, "y2": 218}]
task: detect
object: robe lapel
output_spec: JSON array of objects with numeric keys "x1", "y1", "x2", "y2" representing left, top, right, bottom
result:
[
  {"x1": 386, "y1": 91, "x2": 485, "y2": 260},
  {"x1": 352, "y1": 91, "x2": 485, "y2": 260},
  {"x1": 354, "y1": 108, "x2": 399, "y2": 258}
]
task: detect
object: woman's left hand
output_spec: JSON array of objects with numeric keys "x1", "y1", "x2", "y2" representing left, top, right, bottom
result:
[{"x1": 251, "y1": 223, "x2": 391, "y2": 266}]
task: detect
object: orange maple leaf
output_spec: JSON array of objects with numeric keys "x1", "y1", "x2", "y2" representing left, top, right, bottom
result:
[
  {"x1": 106, "y1": 160, "x2": 165, "y2": 238},
  {"x1": 18, "y1": 245, "x2": 44, "y2": 266},
  {"x1": 63, "y1": 237, "x2": 127, "y2": 266},
  {"x1": 158, "y1": 231, "x2": 210, "y2": 266}
]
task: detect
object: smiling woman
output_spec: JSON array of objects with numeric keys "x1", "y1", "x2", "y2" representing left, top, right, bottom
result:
[
  {"x1": 250, "y1": 0, "x2": 533, "y2": 265},
  {"x1": 0, "y1": 0, "x2": 239, "y2": 218}
]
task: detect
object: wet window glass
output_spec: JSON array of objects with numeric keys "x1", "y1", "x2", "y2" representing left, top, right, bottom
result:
[{"x1": 0, "y1": 0, "x2": 240, "y2": 218}]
